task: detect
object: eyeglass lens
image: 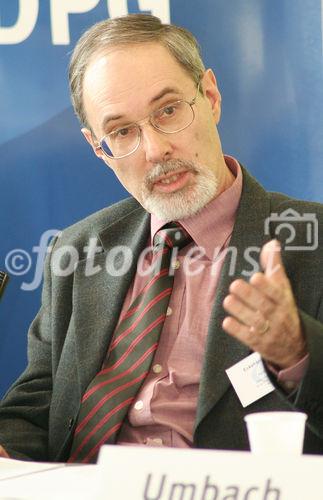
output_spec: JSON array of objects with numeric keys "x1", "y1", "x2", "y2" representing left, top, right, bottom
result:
[{"x1": 101, "y1": 100, "x2": 194, "y2": 159}]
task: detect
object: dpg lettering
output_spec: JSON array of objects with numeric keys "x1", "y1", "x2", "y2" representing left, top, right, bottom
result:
[{"x1": 0, "y1": 0, "x2": 170, "y2": 45}]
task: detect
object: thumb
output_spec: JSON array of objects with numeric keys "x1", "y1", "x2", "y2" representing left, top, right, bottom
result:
[{"x1": 260, "y1": 239, "x2": 286, "y2": 281}]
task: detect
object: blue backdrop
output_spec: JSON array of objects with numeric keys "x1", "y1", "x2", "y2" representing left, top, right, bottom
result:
[{"x1": 1, "y1": 0, "x2": 323, "y2": 397}]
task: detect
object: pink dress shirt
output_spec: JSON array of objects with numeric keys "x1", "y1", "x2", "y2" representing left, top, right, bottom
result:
[
  {"x1": 116, "y1": 156, "x2": 307, "y2": 447},
  {"x1": 117, "y1": 156, "x2": 242, "y2": 446}
]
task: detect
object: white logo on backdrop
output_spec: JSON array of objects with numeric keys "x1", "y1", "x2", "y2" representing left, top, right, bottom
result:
[{"x1": 0, "y1": 0, "x2": 171, "y2": 45}]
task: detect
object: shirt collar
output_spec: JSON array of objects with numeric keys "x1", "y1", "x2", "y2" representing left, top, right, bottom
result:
[{"x1": 150, "y1": 155, "x2": 243, "y2": 260}]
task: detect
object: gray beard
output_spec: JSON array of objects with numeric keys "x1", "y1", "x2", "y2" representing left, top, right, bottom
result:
[{"x1": 141, "y1": 159, "x2": 219, "y2": 222}]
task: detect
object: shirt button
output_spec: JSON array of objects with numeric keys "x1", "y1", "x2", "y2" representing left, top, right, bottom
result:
[
  {"x1": 171, "y1": 260, "x2": 180, "y2": 270},
  {"x1": 134, "y1": 400, "x2": 144, "y2": 411},
  {"x1": 144, "y1": 437, "x2": 164, "y2": 446},
  {"x1": 152, "y1": 438, "x2": 163, "y2": 446},
  {"x1": 152, "y1": 363, "x2": 162, "y2": 374},
  {"x1": 166, "y1": 307, "x2": 172, "y2": 316},
  {"x1": 283, "y1": 381, "x2": 297, "y2": 391}
]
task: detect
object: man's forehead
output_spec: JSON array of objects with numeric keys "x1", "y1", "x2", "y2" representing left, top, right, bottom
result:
[
  {"x1": 82, "y1": 43, "x2": 194, "y2": 129},
  {"x1": 83, "y1": 42, "x2": 190, "y2": 92},
  {"x1": 83, "y1": 44, "x2": 192, "y2": 98}
]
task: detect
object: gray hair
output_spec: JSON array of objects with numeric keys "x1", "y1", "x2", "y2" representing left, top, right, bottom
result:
[{"x1": 69, "y1": 14, "x2": 205, "y2": 128}]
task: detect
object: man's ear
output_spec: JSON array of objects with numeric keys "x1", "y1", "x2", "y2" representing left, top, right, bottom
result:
[
  {"x1": 201, "y1": 69, "x2": 222, "y2": 124},
  {"x1": 81, "y1": 128, "x2": 105, "y2": 161}
]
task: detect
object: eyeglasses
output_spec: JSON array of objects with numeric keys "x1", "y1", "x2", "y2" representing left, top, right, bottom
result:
[{"x1": 98, "y1": 82, "x2": 201, "y2": 160}]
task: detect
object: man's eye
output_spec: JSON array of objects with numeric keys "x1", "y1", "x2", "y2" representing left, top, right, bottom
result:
[
  {"x1": 162, "y1": 105, "x2": 177, "y2": 116},
  {"x1": 115, "y1": 127, "x2": 130, "y2": 138}
]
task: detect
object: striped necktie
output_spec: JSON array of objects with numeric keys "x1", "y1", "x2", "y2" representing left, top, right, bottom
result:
[{"x1": 68, "y1": 224, "x2": 192, "y2": 463}]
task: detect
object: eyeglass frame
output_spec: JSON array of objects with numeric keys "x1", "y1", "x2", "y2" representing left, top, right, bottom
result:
[{"x1": 95, "y1": 80, "x2": 202, "y2": 160}]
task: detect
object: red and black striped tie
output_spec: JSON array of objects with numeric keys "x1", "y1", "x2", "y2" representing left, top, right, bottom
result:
[{"x1": 68, "y1": 224, "x2": 191, "y2": 463}]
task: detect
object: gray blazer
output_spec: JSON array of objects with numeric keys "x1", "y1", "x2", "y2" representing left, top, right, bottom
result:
[{"x1": 1, "y1": 167, "x2": 323, "y2": 461}]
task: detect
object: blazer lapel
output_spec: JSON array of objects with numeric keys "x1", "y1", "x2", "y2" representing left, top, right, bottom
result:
[
  {"x1": 195, "y1": 168, "x2": 272, "y2": 430},
  {"x1": 72, "y1": 206, "x2": 150, "y2": 396}
]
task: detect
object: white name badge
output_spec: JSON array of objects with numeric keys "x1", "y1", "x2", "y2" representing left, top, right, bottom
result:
[
  {"x1": 97, "y1": 445, "x2": 323, "y2": 500},
  {"x1": 226, "y1": 352, "x2": 275, "y2": 407}
]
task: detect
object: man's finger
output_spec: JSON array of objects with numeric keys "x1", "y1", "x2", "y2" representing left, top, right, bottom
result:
[
  {"x1": 249, "y1": 272, "x2": 288, "y2": 305},
  {"x1": 223, "y1": 293, "x2": 256, "y2": 327},
  {"x1": 260, "y1": 239, "x2": 287, "y2": 282},
  {"x1": 229, "y1": 278, "x2": 276, "y2": 315}
]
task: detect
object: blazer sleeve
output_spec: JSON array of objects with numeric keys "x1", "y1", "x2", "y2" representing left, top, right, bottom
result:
[
  {"x1": 0, "y1": 239, "x2": 58, "y2": 461},
  {"x1": 293, "y1": 306, "x2": 323, "y2": 439}
]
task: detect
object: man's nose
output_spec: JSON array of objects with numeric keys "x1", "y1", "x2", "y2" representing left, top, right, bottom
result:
[{"x1": 141, "y1": 125, "x2": 173, "y2": 164}]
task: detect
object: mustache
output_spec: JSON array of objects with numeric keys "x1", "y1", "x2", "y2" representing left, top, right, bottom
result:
[{"x1": 144, "y1": 159, "x2": 198, "y2": 189}]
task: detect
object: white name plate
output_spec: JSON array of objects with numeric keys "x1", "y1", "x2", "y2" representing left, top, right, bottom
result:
[{"x1": 97, "y1": 445, "x2": 323, "y2": 500}]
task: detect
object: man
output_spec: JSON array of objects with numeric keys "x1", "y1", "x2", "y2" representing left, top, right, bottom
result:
[{"x1": 0, "y1": 14, "x2": 323, "y2": 463}]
